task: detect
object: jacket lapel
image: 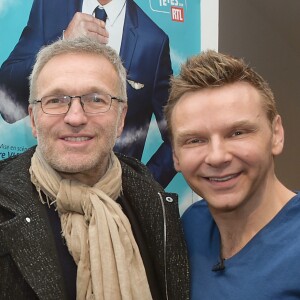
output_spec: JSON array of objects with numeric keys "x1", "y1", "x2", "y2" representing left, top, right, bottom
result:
[
  {"x1": 120, "y1": 0, "x2": 138, "y2": 72},
  {"x1": 68, "y1": 0, "x2": 83, "y2": 16}
]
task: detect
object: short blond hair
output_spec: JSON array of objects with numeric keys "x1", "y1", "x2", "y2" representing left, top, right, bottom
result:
[
  {"x1": 165, "y1": 50, "x2": 277, "y2": 140},
  {"x1": 29, "y1": 36, "x2": 127, "y2": 103}
]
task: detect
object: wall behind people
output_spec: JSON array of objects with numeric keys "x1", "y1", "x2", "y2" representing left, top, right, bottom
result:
[
  {"x1": 0, "y1": 0, "x2": 219, "y2": 214},
  {"x1": 219, "y1": 0, "x2": 300, "y2": 190}
]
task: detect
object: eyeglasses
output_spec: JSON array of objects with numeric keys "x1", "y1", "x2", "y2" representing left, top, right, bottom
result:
[{"x1": 32, "y1": 93, "x2": 125, "y2": 115}]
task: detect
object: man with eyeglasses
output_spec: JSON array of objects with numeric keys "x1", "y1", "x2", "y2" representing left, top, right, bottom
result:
[
  {"x1": 0, "y1": 37, "x2": 189, "y2": 300},
  {"x1": 0, "y1": 0, "x2": 175, "y2": 188}
]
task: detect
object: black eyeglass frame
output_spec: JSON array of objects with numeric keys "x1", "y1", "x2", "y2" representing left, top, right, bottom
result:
[{"x1": 31, "y1": 93, "x2": 126, "y2": 115}]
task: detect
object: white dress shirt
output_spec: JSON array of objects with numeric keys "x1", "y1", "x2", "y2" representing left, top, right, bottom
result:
[{"x1": 82, "y1": 0, "x2": 126, "y2": 53}]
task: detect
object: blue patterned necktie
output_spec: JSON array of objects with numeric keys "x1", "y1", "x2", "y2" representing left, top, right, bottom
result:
[{"x1": 94, "y1": 7, "x2": 107, "y2": 22}]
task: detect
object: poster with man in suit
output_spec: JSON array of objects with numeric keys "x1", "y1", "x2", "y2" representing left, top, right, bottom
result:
[{"x1": 0, "y1": 0, "x2": 218, "y2": 212}]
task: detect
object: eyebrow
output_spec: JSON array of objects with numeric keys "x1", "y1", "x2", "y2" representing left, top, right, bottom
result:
[
  {"x1": 229, "y1": 120, "x2": 258, "y2": 129},
  {"x1": 174, "y1": 120, "x2": 257, "y2": 139},
  {"x1": 174, "y1": 130, "x2": 202, "y2": 144},
  {"x1": 41, "y1": 87, "x2": 111, "y2": 97}
]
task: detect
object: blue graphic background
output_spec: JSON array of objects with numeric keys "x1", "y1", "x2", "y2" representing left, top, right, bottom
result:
[
  {"x1": 0, "y1": 1, "x2": 36, "y2": 160},
  {"x1": 136, "y1": 0, "x2": 201, "y2": 211}
]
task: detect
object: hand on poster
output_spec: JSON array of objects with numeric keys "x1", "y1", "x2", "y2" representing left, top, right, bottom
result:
[{"x1": 64, "y1": 12, "x2": 109, "y2": 44}]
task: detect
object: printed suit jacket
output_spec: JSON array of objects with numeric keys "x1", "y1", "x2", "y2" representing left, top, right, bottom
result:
[{"x1": 0, "y1": 0, "x2": 175, "y2": 187}]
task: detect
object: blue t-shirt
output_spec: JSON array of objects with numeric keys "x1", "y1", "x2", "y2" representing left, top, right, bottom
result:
[{"x1": 182, "y1": 193, "x2": 300, "y2": 300}]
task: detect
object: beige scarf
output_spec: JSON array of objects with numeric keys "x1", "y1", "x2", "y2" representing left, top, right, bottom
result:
[{"x1": 30, "y1": 147, "x2": 152, "y2": 300}]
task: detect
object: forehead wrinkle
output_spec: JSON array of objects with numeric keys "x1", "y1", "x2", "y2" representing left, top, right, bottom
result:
[
  {"x1": 37, "y1": 53, "x2": 119, "y2": 96},
  {"x1": 41, "y1": 86, "x2": 115, "y2": 97},
  {"x1": 225, "y1": 119, "x2": 259, "y2": 129}
]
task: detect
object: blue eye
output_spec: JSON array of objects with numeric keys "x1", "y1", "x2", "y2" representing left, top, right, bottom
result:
[
  {"x1": 44, "y1": 96, "x2": 69, "y2": 105},
  {"x1": 186, "y1": 138, "x2": 207, "y2": 145},
  {"x1": 50, "y1": 98, "x2": 60, "y2": 104},
  {"x1": 92, "y1": 96, "x2": 104, "y2": 103},
  {"x1": 233, "y1": 131, "x2": 243, "y2": 136},
  {"x1": 84, "y1": 94, "x2": 110, "y2": 105},
  {"x1": 189, "y1": 138, "x2": 201, "y2": 144}
]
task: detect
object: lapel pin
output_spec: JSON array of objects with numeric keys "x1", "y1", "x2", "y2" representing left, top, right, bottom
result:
[{"x1": 127, "y1": 79, "x2": 144, "y2": 90}]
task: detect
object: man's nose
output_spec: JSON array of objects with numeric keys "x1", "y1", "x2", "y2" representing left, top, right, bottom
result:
[
  {"x1": 204, "y1": 139, "x2": 232, "y2": 167},
  {"x1": 63, "y1": 98, "x2": 88, "y2": 126}
]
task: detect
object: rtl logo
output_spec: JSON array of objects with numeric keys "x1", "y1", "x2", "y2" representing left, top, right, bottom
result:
[{"x1": 171, "y1": 6, "x2": 184, "y2": 22}]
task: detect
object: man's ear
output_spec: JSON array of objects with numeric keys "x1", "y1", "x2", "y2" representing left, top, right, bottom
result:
[
  {"x1": 28, "y1": 105, "x2": 37, "y2": 138},
  {"x1": 271, "y1": 115, "x2": 284, "y2": 156},
  {"x1": 117, "y1": 104, "x2": 128, "y2": 138},
  {"x1": 173, "y1": 150, "x2": 181, "y2": 172}
]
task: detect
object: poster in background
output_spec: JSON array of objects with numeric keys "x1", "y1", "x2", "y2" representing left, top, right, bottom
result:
[{"x1": 0, "y1": 0, "x2": 218, "y2": 214}]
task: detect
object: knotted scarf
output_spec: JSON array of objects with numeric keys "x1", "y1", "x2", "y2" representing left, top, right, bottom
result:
[{"x1": 30, "y1": 147, "x2": 152, "y2": 300}]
